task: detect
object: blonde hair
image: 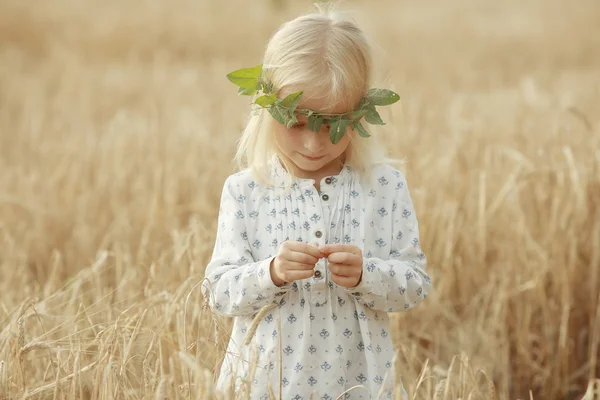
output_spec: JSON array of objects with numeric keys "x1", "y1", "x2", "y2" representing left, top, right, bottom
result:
[{"x1": 234, "y1": 3, "x2": 396, "y2": 186}]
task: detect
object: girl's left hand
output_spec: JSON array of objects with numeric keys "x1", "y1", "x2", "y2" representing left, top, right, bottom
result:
[{"x1": 318, "y1": 244, "x2": 363, "y2": 288}]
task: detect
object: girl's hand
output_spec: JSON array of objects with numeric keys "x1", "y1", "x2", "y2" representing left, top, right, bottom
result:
[
  {"x1": 270, "y1": 241, "x2": 324, "y2": 286},
  {"x1": 319, "y1": 244, "x2": 363, "y2": 288}
]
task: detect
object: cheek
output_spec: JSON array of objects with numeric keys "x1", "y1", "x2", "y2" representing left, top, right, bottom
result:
[
  {"x1": 274, "y1": 126, "x2": 302, "y2": 151},
  {"x1": 289, "y1": 131, "x2": 306, "y2": 147},
  {"x1": 328, "y1": 133, "x2": 351, "y2": 154}
]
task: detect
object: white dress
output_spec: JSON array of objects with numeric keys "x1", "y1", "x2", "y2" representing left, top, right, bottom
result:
[{"x1": 202, "y1": 158, "x2": 431, "y2": 399}]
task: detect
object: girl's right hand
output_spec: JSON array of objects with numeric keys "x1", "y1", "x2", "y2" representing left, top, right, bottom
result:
[{"x1": 270, "y1": 241, "x2": 324, "y2": 286}]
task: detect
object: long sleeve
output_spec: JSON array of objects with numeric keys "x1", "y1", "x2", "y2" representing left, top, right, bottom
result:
[
  {"x1": 201, "y1": 176, "x2": 291, "y2": 317},
  {"x1": 346, "y1": 171, "x2": 431, "y2": 312}
]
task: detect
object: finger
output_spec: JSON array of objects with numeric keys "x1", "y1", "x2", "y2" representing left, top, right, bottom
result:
[
  {"x1": 328, "y1": 263, "x2": 350, "y2": 277},
  {"x1": 329, "y1": 273, "x2": 360, "y2": 288},
  {"x1": 289, "y1": 241, "x2": 324, "y2": 259},
  {"x1": 328, "y1": 263, "x2": 361, "y2": 277},
  {"x1": 327, "y1": 252, "x2": 362, "y2": 266},
  {"x1": 281, "y1": 269, "x2": 316, "y2": 282},
  {"x1": 288, "y1": 251, "x2": 320, "y2": 265},
  {"x1": 319, "y1": 244, "x2": 361, "y2": 256},
  {"x1": 285, "y1": 261, "x2": 316, "y2": 271}
]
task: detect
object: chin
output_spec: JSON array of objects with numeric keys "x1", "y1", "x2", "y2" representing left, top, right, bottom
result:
[{"x1": 296, "y1": 157, "x2": 328, "y2": 170}]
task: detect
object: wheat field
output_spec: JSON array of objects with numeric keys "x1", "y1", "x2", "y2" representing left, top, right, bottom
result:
[{"x1": 0, "y1": 0, "x2": 599, "y2": 399}]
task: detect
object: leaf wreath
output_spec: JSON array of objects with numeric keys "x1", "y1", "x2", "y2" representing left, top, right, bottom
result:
[{"x1": 226, "y1": 64, "x2": 400, "y2": 144}]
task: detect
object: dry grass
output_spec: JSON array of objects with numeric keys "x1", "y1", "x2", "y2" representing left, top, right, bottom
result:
[{"x1": 1, "y1": 0, "x2": 599, "y2": 398}]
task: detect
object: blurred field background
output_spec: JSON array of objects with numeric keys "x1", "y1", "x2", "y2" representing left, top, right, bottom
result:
[{"x1": 1, "y1": 0, "x2": 599, "y2": 399}]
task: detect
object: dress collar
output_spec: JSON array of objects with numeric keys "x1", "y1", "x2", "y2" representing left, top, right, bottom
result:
[{"x1": 269, "y1": 155, "x2": 354, "y2": 189}]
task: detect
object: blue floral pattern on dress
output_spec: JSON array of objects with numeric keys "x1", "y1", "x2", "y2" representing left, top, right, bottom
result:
[{"x1": 201, "y1": 156, "x2": 430, "y2": 399}]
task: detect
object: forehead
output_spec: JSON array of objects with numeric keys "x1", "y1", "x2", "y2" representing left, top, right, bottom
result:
[{"x1": 279, "y1": 86, "x2": 359, "y2": 116}]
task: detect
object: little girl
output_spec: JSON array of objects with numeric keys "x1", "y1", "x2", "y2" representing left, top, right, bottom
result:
[{"x1": 202, "y1": 4, "x2": 431, "y2": 399}]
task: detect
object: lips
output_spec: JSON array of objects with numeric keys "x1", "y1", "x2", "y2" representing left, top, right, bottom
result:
[{"x1": 300, "y1": 154, "x2": 325, "y2": 161}]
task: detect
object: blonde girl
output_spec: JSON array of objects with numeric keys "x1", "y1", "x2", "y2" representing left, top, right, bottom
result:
[{"x1": 202, "y1": 4, "x2": 431, "y2": 399}]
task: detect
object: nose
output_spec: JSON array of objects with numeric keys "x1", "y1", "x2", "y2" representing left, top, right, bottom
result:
[{"x1": 303, "y1": 131, "x2": 326, "y2": 154}]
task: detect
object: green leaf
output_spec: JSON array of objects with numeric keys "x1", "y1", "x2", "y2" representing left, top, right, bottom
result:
[
  {"x1": 329, "y1": 117, "x2": 349, "y2": 144},
  {"x1": 255, "y1": 94, "x2": 277, "y2": 107},
  {"x1": 238, "y1": 87, "x2": 257, "y2": 96},
  {"x1": 285, "y1": 113, "x2": 298, "y2": 128},
  {"x1": 366, "y1": 88, "x2": 400, "y2": 106},
  {"x1": 350, "y1": 109, "x2": 370, "y2": 120},
  {"x1": 259, "y1": 80, "x2": 273, "y2": 94},
  {"x1": 351, "y1": 121, "x2": 370, "y2": 138},
  {"x1": 307, "y1": 114, "x2": 324, "y2": 133},
  {"x1": 226, "y1": 64, "x2": 263, "y2": 89},
  {"x1": 281, "y1": 91, "x2": 303, "y2": 114},
  {"x1": 365, "y1": 108, "x2": 385, "y2": 125},
  {"x1": 357, "y1": 97, "x2": 370, "y2": 109},
  {"x1": 268, "y1": 106, "x2": 288, "y2": 125}
]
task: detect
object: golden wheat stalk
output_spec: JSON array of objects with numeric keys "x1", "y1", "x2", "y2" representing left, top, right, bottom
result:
[
  {"x1": 433, "y1": 379, "x2": 447, "y2": 400},
  {"x1": 155, "y1": 375, "x2": 168, "y2": 400},
  {"x1": 19, "y1": 342, "x2": 51, "y2": 355},
  {"x1": 244, "y1": 303, "x2": 277, "y2": 346},
  {"x1": 23, "y1": 356, "x2": 105, "y2": 398}
]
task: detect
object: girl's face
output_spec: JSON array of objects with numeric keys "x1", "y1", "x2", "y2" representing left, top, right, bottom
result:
[{"x1": 274, "y1": 88, "x2": 353, "y2": 181}]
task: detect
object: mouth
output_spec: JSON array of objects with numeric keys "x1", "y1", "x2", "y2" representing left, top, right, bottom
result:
[{"x1": 300, "y1": 154, "x2": 326, "y2": 161}]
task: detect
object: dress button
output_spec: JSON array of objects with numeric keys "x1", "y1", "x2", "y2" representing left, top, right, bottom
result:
[
  {"x1": 325, "y1": 177, "x2": 332, "y2": 184},
  {"x1": 315, "y1": 231, "x2": 322, "y2": 238},
  {"x1": 314, "y1": 270, "x2": 322, "y2": 278},
  {"x1": 322, "y1": 194, "x2": 329, "y2": 201}
]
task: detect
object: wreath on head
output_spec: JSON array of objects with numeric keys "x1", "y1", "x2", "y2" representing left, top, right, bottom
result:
[{"x1": 226, "y1": 64, "x2": 400, "y2": 144}]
